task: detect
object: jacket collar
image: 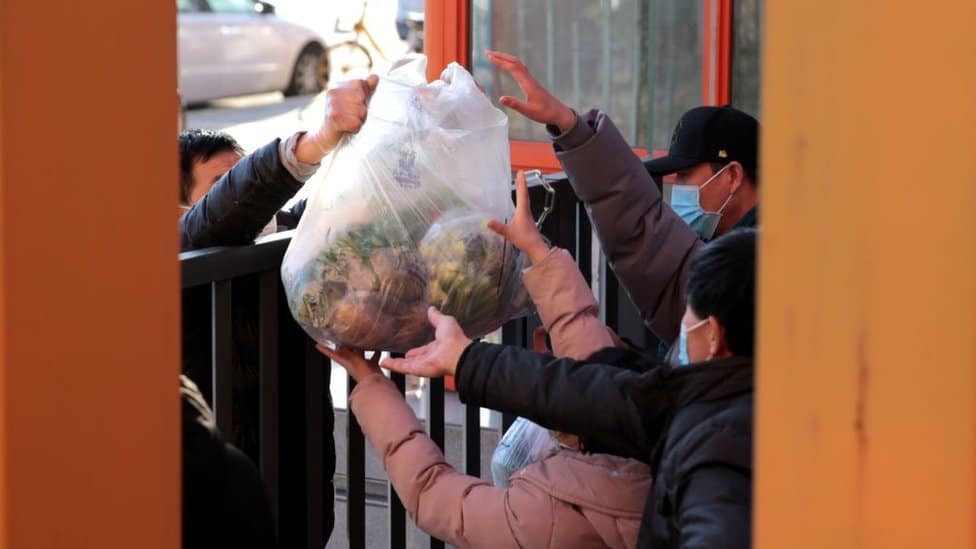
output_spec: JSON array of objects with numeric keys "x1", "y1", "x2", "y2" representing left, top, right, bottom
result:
[
  {"x1": 618, "y1": 356, "x2": 753, "y2": 466},
  {"x1": 664, "y1": 356, "x2": 753, "y2": 408},
  {"x1": 734, "y1": 206, "x2": 759, "y2": 229}
]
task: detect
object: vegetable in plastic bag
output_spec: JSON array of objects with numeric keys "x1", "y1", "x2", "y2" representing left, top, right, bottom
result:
[{"x1": 420, "y1": 212, "x2": 531, "y2": 338}]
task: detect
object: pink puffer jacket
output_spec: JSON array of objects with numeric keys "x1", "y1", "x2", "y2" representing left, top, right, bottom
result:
[
  {"x1": 348, "y1": 245, "x2": 650, "y2": 548},
  {"x1": 351, "y1": 375, "x2": 651, "y2": 548}
]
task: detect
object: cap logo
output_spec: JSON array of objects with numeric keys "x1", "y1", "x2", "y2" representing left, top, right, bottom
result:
[{"x1": 718, "y1": 149, "x2": 728, "y2": 158}]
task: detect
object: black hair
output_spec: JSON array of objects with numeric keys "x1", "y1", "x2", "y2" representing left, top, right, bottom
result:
[
  {"x1": 179, "y1": 129, "x2": 244, "y2": 205},
  {"x1": 709, "y1": 161, "x2": 758, "y2": 186},
  {"x1": 685, "y1": 228, "x2": 756, "y2": 357}
]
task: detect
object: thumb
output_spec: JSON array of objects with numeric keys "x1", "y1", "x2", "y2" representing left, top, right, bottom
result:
[
  {"x1": 427, "y1": 306, "x2": 446, "y2": 327},
  {"x1": 365, "y1": 74, "x2": 379, "y2": 91},
  {"x1": 429, "y1": 307, "x2": 464, "y2": 337},
  {"x1": 486, "y1": 218, "x2": 508, "y2": 237}
]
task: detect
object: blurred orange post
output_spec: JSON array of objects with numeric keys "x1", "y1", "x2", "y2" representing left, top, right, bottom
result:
[
  {"x1": 756, "y1": 1, "x2": 976, "y2": 548},
  {"x1": 0, "y1": 0, "x2": 180, "y2": 547},
  {"x1": 424, "y1": 0, "x2": 470, "y2": 80}
]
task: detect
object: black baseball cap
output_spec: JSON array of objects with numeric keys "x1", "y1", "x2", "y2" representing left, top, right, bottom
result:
[{"x1": 643, "y1": 106, "x2": 759, "y2": 178}]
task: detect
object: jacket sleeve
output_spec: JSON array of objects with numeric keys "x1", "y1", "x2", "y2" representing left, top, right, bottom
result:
[
  {"x1": 552, "y1": 110, "x2": 703, "y2": 344},
  {"x1": 275, "y1": 198, "x2": 308, "y2": 230},
  {"x1": 349, "y1": 374, "x2": 553, "y2": 549},
  {"x1": 676, "y1": 466, "x2": 751, "y2": 549},
  {"x1": 180, "y1": 139, "x2": 305, "y2": 251},
  {"x1": 456, "y1": 342, "x2": 652, "y2": 461},
  {"x1": 521, "y1": 247, "x2": 614, "y2": 360}
]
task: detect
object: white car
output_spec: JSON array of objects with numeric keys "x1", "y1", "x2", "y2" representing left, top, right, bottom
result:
[{"x1": 178, "y1": 0, "x2": 328, "y2": 103}]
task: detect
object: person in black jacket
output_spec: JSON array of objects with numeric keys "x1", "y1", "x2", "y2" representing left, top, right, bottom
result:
[
  {"x1": 179, "y1": 75, "x2": 377, "y2": 251},
  {"x1": 383, "y1": 228, "x2": 757, "y2": 548},
  {"x1": 179, "y1": 76, "x2": 377, "y2": 549},
  {"x1": 178, "y1": 129, "x2": 310, "y2": 235}
]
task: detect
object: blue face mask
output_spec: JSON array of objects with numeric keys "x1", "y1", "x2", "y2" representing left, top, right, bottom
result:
[
  {"x1": 669, "y1": 165, "x2": 734, "y2": 240},
  {"x1": 677, "y1": 318, "x2": 709, "y2": 365}
]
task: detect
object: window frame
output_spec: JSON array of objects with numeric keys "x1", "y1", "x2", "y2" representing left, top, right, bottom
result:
[{"x1": 425, "y1": 0, "x2": 733, "y2": 172}]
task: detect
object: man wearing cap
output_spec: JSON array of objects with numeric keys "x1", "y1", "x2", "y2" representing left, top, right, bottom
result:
[{"x1": 486, "y1": 50, "x2": 759, "y2": 358}]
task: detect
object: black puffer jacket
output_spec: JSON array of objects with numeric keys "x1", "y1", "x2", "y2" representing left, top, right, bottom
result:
[
  {"x1": 181, "y1": 375, "x2": 276, "y2": 549},
  {"x1": 455, "y1": 343, "x2": 753, "y2": 548},
  {"x1": 180, "y1": 138, "x2": 305, "y2": 251}
]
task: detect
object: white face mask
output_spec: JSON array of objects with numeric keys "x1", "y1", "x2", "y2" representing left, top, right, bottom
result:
[{"x1": 677, "y1": 317, "x2": 709, "y2": 365}]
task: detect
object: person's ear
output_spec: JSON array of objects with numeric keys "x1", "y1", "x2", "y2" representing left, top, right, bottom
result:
[
  {"x1": 706, "y1": 316, "x2": 730, "y2": 359},
  {"x1": 726, "y1": 161, "x2": 745, "y2": 195}
]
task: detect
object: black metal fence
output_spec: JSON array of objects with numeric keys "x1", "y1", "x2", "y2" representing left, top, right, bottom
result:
[{"x1": 178, "y1": 176, "x2": 652, "y2": 549}]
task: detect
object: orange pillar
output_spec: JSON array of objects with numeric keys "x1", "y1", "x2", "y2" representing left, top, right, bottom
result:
[
  {"x1": 756, "y1": 1, "x2": 976, "y2": 548},
  {"x1": 424, "y1": 0, "x2": 470, "y2": 80},
  {"x1": 0, "y1": 1, "x2": 180, "y2": 547}
]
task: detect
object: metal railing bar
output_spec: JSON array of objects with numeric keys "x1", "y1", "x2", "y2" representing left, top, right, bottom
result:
[
  {"x1": 258, "y1": 271, "x2": 281, "y2": 521},
  {"x1": 211, "y1": 279, "x2": 234, "y2": 438}
]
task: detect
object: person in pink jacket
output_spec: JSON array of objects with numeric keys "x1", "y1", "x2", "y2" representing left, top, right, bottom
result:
[{"x1": 318, "y1": 172, "x2": 650, "y2": 548}]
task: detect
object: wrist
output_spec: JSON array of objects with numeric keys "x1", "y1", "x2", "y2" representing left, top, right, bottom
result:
[
  {"x1": 296, "y1": 129, "x2": 337, "y2": 164},
  {"x1": 448, "y1": 339, "x2": 473, "y2": 377},
  {"x1": 525, "y1": 239, "x2": 551, "y2": 265},
  {"x1": 353, "y1": 369, "x2": 385, "y2": 385},
  {"x1": 555, "y1": 107, "x2": 577, "y2": 134}
]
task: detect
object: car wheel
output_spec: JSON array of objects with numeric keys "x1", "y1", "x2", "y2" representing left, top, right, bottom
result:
[{"x1": 285, "y1": 44, "x2": 327, "y2": 96}]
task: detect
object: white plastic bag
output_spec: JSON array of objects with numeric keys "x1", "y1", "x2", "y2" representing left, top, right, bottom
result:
[
  {"x1": 490, "y1": 417, "x2": 558, "y2": 487},
  {"x1": 281, "y1": 56, "x2": 531, "y2": 351}
]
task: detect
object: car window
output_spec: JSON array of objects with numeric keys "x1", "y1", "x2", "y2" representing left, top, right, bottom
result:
[
  {"x1": 206, "y1": 0, "x2": 256, "y2": 13},
  {"x1": 177, "y1": 0, "x2": 201, "y2": 12}
]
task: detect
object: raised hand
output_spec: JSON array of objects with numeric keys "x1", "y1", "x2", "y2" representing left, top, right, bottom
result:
[
  {"x1": 486, "y1": 50, "x2": 576, "y2": 133},
  {"x1": 381, "y1": 308, "x2": 472, "y2": 379},
  {"x1": 487, "y1": 170, "x2": 551, "y2": 264},
  {"x1": 316, "y1": 344, "x2": 382, "y2": 383}
]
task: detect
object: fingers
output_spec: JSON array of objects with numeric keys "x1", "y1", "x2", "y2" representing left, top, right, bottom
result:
[
  {"x1": 326, "y1": 80, "x2": 371, "y2": 133},
  {"x1": 485, "y1": 50, "x2": 521, "y2": 63},
  {"x1": 490, "y1": 56, "x2": 539, "y2": 96},
  {"x1": 382, "y1": 355, "x2": 448, "y2": 379},
  {"x1": 499, "y1": 96, "x2": 534, "y2": 117},
  {"x1": 316, "y1": 344, "x2": 363, "y2": 369},
  {"x1": 486, "y1": 50, "x2": 527, "y2": 76},
  {"x1": 333, "y1": 79, "x2": 367, "y2": 104},
  {"x1": 514, "y1": 171, "x2": 531, "y2": 216},
  {"x1": 405, "y1": 340, "x2": 436, "y2": 359},
  {"x1": 315, "y1": 343, "x2": 338, "y2": 360},
  {"x1": 380, "y1": 356, "x2": 424, "y2": 377}
]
